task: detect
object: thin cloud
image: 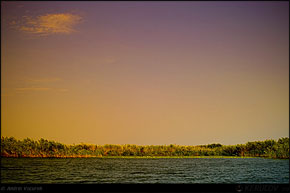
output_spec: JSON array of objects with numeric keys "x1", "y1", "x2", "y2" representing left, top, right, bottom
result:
[
  {"x1": 14, "y1": 87, "x2": 69, "y2": 93},
  {"x1": 15, "y1": 87, "x2": 52, "y2": 91},
  {"x1": 17, "y1": 13, "x2": 82, "y2": 36},
  {"x1": 26, "y1": 77, "x2": 61, "y2": 83},
  {"x1": 13, "y1": 78, "x2": 68, "y2": 93}
]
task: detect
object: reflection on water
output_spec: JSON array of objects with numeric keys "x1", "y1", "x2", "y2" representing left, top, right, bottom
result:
[{"x1": 1, "y1": 158, "x2": 289, "y2": 183}]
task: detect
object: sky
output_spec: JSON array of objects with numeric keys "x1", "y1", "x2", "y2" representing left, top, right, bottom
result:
[{"x1": 1, "y1": 1, "x2": 289, "y2": 145}]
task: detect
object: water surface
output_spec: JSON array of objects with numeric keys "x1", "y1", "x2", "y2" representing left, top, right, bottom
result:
[{"x1": 1, "y1": 157, "x2": 288, "y2": 183}]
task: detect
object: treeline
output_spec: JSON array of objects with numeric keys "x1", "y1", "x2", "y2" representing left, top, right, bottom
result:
[{"x1": 1, "y1": 137, "x2": 289, "y2": 159}]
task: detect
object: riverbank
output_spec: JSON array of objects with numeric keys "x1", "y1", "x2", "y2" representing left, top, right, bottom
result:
[
  {"x1": 2, "y1": 154, "x2": 284, "y2": 159},
  {"x1": 1, "y1": 137, "x2": 289, "y2": 159}
]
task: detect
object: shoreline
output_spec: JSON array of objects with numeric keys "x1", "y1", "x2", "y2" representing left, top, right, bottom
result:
[
  {"x1": 2, "y1": 137, "x2": 289, "y2": 159},
  {"x1": 2, "y1": 155, "x2": 283, "y2": 159}
]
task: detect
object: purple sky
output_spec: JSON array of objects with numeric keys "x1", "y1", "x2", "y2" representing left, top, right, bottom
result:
[{"x1": 1, "y1": 1, "x2": 289, "y2": 145}]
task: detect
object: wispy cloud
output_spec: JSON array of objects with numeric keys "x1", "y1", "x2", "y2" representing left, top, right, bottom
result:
[
  {"x1": 15, "y1": 87, "x2": 52, "y2": 91},
  {"x1": 26, "y1": 77, "x2": 61, "y2": 83},
  {"x1": 12, "y1": 77, "x2": 68, "y2": 94},
  {"x1": 15, "y1": 13, "x2": 82, "y2": 36}
]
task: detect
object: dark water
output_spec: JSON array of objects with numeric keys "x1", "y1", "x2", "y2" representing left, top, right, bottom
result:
[{"x1": 1, "y1": 158, "x2": 289, "y2": 183}]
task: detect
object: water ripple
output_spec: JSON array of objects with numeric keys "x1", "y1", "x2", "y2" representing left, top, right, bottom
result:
[{"x1": 1, "y1": 157, "x2": 288, "y2": 184}]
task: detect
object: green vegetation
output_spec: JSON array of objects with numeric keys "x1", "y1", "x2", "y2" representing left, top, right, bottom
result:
[{"x1": 1, "y1": 137, "x2": 289, "y2": 159}]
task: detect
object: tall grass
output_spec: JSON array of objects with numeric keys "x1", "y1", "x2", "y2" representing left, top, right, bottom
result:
[{"x1": 1, "y1": 137, "x2": 289, "y2": 159}]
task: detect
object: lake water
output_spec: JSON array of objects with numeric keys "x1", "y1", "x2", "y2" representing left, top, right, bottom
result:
[{"x1": 1, "y1": 157, "x2": 289, "y2": 183}]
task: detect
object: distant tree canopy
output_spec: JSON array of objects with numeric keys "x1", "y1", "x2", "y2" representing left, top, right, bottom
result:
[
  {"x1": 1, "y1": 137, "x2": 289, "y2": 159},
  {"x1": 199, "y1": 143, "x2": 223, "y2": 148}
]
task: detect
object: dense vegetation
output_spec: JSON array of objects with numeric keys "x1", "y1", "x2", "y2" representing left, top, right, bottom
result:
[{"x1": 1, "y1": 137, "x2": 289, "y2": 159}]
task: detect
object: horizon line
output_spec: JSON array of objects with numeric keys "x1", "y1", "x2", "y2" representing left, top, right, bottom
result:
[{"x1": 1, "y1": 136, "x2": 288, "y2": 147}]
